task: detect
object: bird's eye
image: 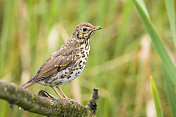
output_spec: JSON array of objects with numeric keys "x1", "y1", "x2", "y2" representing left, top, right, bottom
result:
[{"x1": 82, "y1": 27, "x2": 87, "y2": 32}]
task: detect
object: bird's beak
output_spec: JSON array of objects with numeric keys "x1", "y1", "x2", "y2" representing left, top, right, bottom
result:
[{"x1": 93, "y1": 26, "x2": 102, "y2": 30}]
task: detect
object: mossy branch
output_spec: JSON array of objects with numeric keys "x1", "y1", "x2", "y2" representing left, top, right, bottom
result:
[{"x1": 0, "y1": 81, "x2": 98, "y2": 117}]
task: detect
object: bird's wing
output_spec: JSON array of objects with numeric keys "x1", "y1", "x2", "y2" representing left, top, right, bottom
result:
[{"x1": 34, "y1": 44, "x2": 79, "y2": 80}]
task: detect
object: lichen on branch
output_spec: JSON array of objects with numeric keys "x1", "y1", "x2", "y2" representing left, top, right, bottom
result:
[{"x1": 0, "y1": 81, "x2": 98, "y2": 117}]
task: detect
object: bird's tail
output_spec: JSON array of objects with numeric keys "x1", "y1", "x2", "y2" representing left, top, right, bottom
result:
[{"x1": 21, "y1": 79, "x2": 35, "y2": 89}]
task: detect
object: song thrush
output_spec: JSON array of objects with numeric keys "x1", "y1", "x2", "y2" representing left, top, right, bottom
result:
[{"x1": 22, "y1": 22, "x2": 102, "y2": 100}]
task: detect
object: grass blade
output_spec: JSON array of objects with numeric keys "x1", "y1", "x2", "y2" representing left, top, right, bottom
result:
[
  {"x1": 114, "y1": 0, "x2": 132, "y2": 56},
  {"x1": 0, "y1": 0, "x2": 15, "y2": 78},
  {"x1": 150, "y1": 76, "x2": 163, "y2": 117},
  {"x1": 164, "y1": 0, "x2": 176, "y2": 48},
  {"x1": 163, "y1": 68, "x2": 176, "y2": 117},
  {"x1": 132, "y1": 0, "x2": 176, "y2": 86}
]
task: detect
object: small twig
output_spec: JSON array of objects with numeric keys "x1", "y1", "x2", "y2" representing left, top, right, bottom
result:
[
  {"x1": 86, "y1": 88, "x2": 99, "y2": 114},
  {"x1": 0, "y1": 81, "x2": 99, "y2": 117}
]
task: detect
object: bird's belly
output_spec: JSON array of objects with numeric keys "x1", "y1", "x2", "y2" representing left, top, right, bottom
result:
[{"x1": 47, "y1": 57, "x2": 87, "y2": 86}]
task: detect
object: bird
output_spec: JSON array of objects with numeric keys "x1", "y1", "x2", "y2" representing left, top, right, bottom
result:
[{"x1": 22, "y1": 22, "x2": 102, "y2": 100}]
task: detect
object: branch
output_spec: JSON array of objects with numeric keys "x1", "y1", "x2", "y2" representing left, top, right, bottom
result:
[{"x1": 0, "y1": 81, "x2": 99, "y2": 117}]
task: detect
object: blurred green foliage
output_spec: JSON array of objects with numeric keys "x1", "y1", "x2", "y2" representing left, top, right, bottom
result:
[{"x1": 0, "y1": 0, "x2": 175, "y2": 117}]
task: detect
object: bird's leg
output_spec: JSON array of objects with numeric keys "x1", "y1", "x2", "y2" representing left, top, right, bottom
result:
[
  {"x1": 56, "y1": 86, "x2": 80, "y2": 104},
  {"x1": 50, "y1": 86, "x2": 63, "y2": 99},
  {"x1": 56, "y1": 86, "x2": 68, "y2": 99}
]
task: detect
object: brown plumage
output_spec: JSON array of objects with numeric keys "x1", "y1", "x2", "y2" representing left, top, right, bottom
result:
[{"x1": 22, "y1": 22, "x2": 102, "y2": 99}]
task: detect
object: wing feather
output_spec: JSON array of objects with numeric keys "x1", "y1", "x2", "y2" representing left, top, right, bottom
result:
[{"x1": 33, "y1": 42, "x2": 79, "y2": 80}]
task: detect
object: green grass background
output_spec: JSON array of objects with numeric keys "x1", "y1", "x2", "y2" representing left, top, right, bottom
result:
[{"x1": 0, "y1": 0, "x2": 176, "y2": 117}]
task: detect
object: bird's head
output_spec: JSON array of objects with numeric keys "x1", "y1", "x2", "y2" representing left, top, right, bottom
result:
[{"x1": 71, "y1": 22, "x2": 102, "y2": 41}]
